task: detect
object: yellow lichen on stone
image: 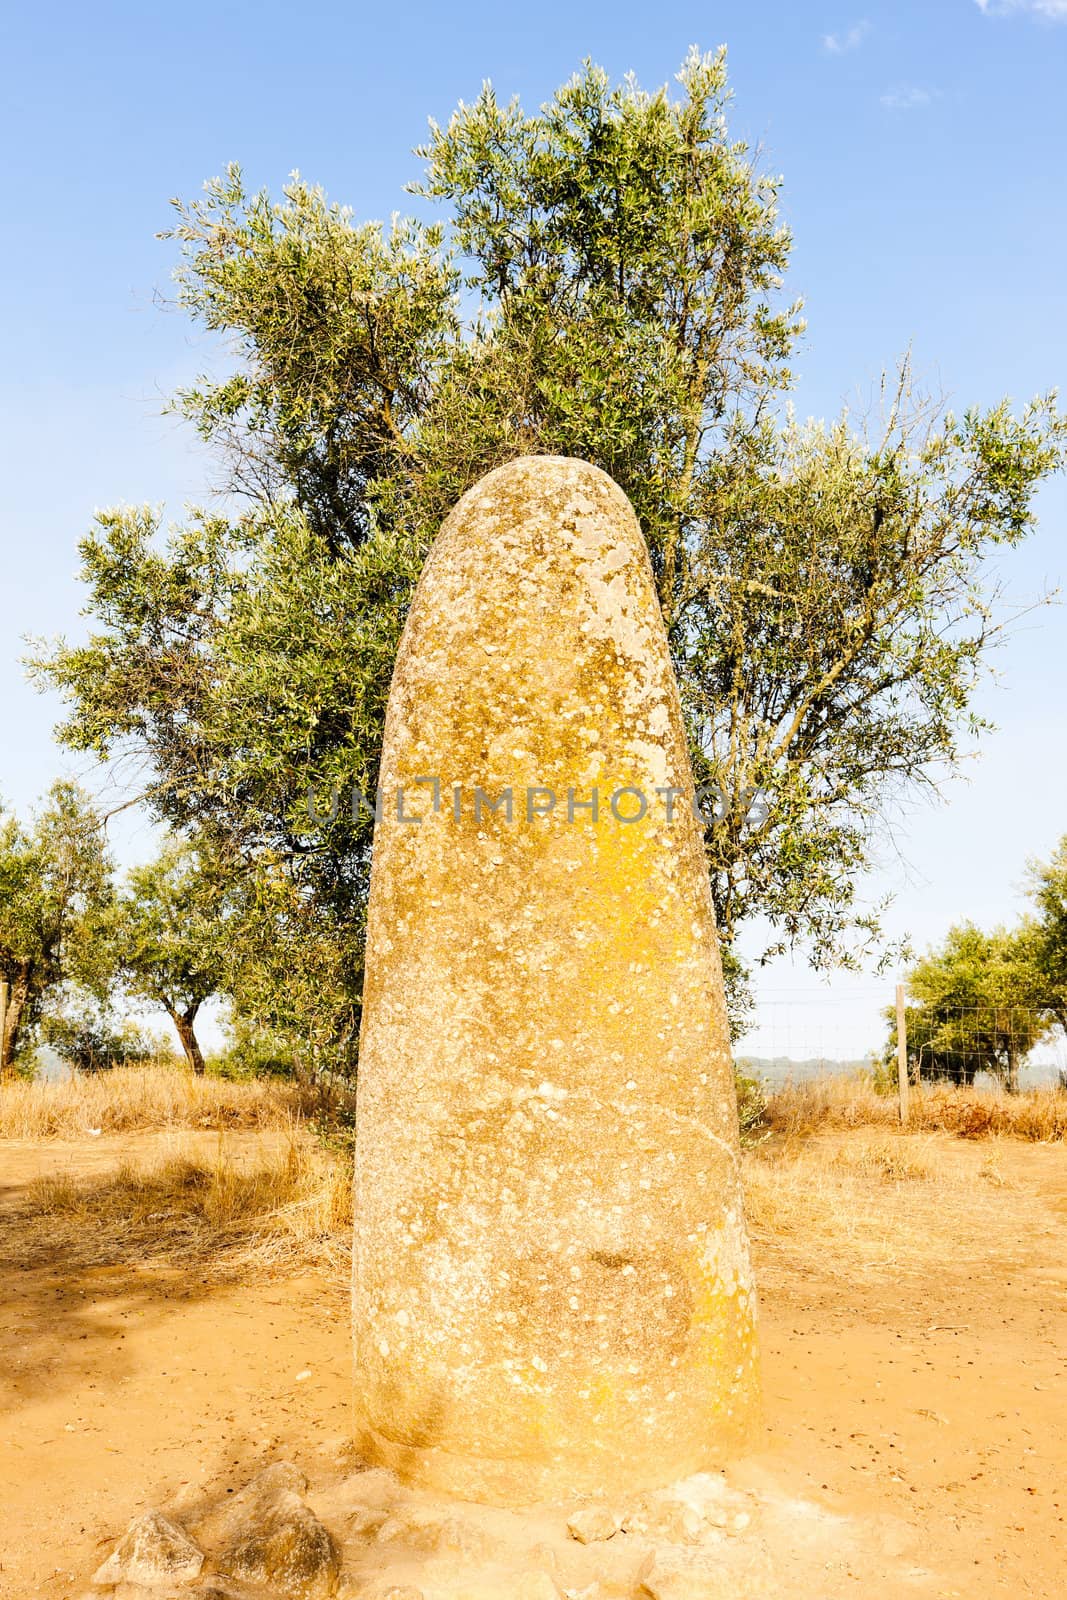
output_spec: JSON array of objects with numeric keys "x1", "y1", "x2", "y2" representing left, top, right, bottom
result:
[{"x1": 352, "y1": 456, "x2": 760, "y2": 1504}]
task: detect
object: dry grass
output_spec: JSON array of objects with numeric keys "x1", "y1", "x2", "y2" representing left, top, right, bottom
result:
[
  {"x1": 8, "y1": 1121, "x2": 964, "y2": 1287},
  {"x1": 825, "y1": 1132, "x2": 937, "y2": 1181},
  {"x1": 747, "y1": 1077, "x2": 1066, "y2": 1284},
  {"x1": 2, "y1": 1130, "x2": 352, "y2": 1275},
  {"x1": 0, "y1": 1069, "x2": 350, "y2": 1279},
  {"x1": 0, "y1": 1065, "x2": 306, "y2": 1140},
  {"x1": 764, "y1": 1076, "x2": 1067, "y2": 1142},
  {"x1": 3, "y1": 1121, "x2": 1056, "y2": 1320},
  {"x1": 741, "y1": 1128, "x2": 1049, "y2": 1285},
  {"x1": 3, "y1": 1069, "x2": 1061, "y2": 1294},
  {"x1": 7, "y1": 1120, "x2": 1035, "y2": 1291}
]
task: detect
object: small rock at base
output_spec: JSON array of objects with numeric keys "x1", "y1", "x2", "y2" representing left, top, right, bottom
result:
[
  {"x1": 346, "y1": 1504, "x2": 390, "y2": 1538},
  {"x1": 374, "y1": 1507, "x2": 493, "y2": 1562},
  {"x1": 515, "y1": 1575, "x2": 561, "y2": 1600},
  {"x1": 639, "y1": 1552, "x2": 758, "y2": 1600},
  {"x1": 92, "y1": 1511, "x2": 204, "y2": 1588},
  {"x1": 642, "y1": 1500, "x2": 706, "y2": 1545},
  {"x1": 193, "y1": 1461, "x2": 314, "y2": 1551},
  {"x1": 356, "y1": 1587, "x2": 424, "y2": 1600},
  {"x1": 622, "y1": 1478, "x2": 753, "y2": 1545},
  {"x1": 109, "y1": 1587, "x2": 239, "y2": 1600},
  {"x1": 342, "y1": 1467, "x2": 399, "y2": 1508},
  {"x1": 566, "y1": 1506, "x2": 622, "y2": 1544},
  {"x1": 249, "y1": 1461, "x2": 311, "y2": 1497},
  {"x1": 217, "y1": 1495, "x2": 338, "y2": 1598}
]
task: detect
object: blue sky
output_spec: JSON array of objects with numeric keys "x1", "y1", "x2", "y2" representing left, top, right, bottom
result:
[{"x1": 1, "y1": 0, "x2": 1065, "y2": 1060}]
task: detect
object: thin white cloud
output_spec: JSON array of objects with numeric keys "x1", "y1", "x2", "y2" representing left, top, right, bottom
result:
[
  {"x1": 975, "y1": 0, "x2": 1067, "y2": 17},
  {"x1": 823, "y1": 20, "x2": 870, "y2": 53},
  {"x1": 880, "y1": 84, "x2": 936, "y2": 110}
]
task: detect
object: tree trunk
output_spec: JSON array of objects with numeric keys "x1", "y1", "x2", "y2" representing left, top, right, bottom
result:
[
  {"x1": 170, "y1": 1007, "x2": 205, "y2": 1076},
  {"x1": 1005, "y1": 1044, "x2": 1019, "y2": 1096},
  {"x1": 1, "y1": 965, "x2": 32, "y2": 1078}
]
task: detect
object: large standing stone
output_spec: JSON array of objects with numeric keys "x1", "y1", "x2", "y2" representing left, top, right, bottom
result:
[{"x1": 352, "y1": 457, "x2": 759, "y2": 1503}]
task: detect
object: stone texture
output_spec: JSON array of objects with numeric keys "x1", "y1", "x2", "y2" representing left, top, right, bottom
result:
[
  {"x1": 622, "y1": 1497, "x2": 707, "y2": 1544},
  {"x1": 91, "y1": 1511, "x2": 204, "y2": 1588},
  {"x1": 353, "y1": 456, "x2": 759, "y2": 1503},
  {"x1": 104, "y1": 1588, "x2": 168, "y2": 1599},
  {"x1": 346, "y1": 1504, "x2": 391, "y2": 1539},
  {"x1": 203, "y1": 1463, "x2": 337, "y2": 1599},
  {"x1": 107, "y1": 1588, "x2": 240, "y2": 1600},
  {"x1": 356, "y1": 1588, "x2": 424, "y2": 1600},
  {"x1": 103, "y1": 1589, "x2": 200, "y2": 1600},
  {"x1": 638, "y1": 1545, "x2": 772, "y2": 1600},
  {"x1": 637, "y1": 1552, "x2": 734, "y2": 1600},
  {"x1": 565, "y1": 1506, "x2": 622, "y2": 1544},
  {"x1": 216, "y1": 1497, "x2": 337, "y2": 1599},
  {"x1": 193, "y1": 1463, "x2": 311, "y2": 1549},
  {"x1": 375, "y1": 1508, "x2": 494, "y2": 1562},
  {"x1": 621, "y1": 1473, "x2": 754, "y2": 1544},
  {"x1": 344, "y1": 1467, "x2": 400, "y2": 1501}
]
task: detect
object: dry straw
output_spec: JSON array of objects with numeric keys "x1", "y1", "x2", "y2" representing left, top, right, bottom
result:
[
  {"x1": 4, "y1": 1128, "x2": 352, "y2": 1276},
  {"x1": 2, "y1": 1068, "x2": 1062, "y2": 1291},
  {"x1": 763, "y1": 1076, "x2": 1067, "y2": 1142},
  {"x1": 0, "y1": 1064, "x2": 305, "y2": 1140}
]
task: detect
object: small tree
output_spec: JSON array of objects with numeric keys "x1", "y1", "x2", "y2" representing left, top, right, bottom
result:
[
  {"x1": 894, "y1": 924, "x2": 1049, "y2": 1092},
  {"x1": 117, "y1": 837, "x2": 232, "y2": 1074},
  {"x1": 0, "y1": 783, "x2": 113, "y2": 1077},
  {"x1": 1026, "y1": 836, "x2": 1067, "y2": 1041},
  {"x1": 39, "y1": 986, "x2": 156, "y2": 1073}
]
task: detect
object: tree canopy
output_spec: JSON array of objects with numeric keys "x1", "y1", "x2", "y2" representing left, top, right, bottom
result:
[
  {"x1": 890, "y1": 834, "x2": 1067, "y2": 1092},
  {"x1": 1026, "y1": 837, "x2": 1067, "y2": 1041},
  {"x1": 0, "y1": 783, "x2": 113, "y2": 1075},
  {"x1": 894, "y1": 923, "x2": 1048, "y2": 1092},
  {"x1": 114, "y1": 837, "x2": 235, "y2": 1075},
  {"x1": 34, "y1": 49, "x2": 1067, "y2": 1059}
]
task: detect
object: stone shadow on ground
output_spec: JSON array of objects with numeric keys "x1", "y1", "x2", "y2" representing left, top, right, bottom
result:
[{"x1": 0, "y1": 1156, "x2": 343, "y2": 1409}]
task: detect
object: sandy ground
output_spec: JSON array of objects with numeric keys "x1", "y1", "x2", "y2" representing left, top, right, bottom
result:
[{"x1": 0, "y1": 1130, "x2": 1064, "y2": 1599}]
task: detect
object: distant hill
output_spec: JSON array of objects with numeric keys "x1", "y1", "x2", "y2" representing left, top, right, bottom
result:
[
  {"x1": 737, "y1": 1053, "x2": 1063, "y2": 1090},
  {"x1": 736, "y1": 1056, "x2": 872, "y2": 1086}
]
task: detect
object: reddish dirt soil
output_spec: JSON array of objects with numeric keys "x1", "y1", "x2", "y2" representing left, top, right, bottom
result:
[{"x1": 1, "y1": 1132, "x2": 1064, "y2": 1598}]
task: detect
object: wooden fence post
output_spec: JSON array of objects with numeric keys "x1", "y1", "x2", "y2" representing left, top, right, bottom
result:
[{"x1": 896, "y1": 982, "x2": 910, "y2": 1125}]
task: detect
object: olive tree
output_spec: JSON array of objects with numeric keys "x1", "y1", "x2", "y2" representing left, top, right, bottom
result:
[
  {"x1": 35, "y1": 50, "x2": 1067, "y2": 1053},
  {"x1": 115, "y1": 837, "x2": 233, "y2": 1075},
  {"x1": 0, "y1": 783, "x2": 113, "y2": 1076}
]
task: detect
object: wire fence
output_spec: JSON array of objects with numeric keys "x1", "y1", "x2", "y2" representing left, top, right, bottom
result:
[
  {"x1": 18, "y1": 991, "x2": 1067, "y2": 1093},
  {"x1": 736, "y1": 989, "x2": 1067, "y2": 1092}
]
